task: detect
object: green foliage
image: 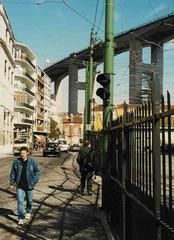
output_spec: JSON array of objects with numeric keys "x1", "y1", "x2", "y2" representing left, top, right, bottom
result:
[{"x1": 49, "y1": 118, "x2": 61, "y2": 140}]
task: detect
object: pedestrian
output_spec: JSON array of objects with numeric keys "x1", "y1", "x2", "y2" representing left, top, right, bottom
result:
[
  {"x1": 77, "y1": 140, "x2": 95, "y2": 195},
  {"x1": 10, "y1": 146, "x2": 40, "y2": 226}
]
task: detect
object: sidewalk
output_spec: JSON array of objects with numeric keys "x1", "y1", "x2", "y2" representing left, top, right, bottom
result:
[{"x1": 0, "y1": 153, "x2": 107, "y2": 240}]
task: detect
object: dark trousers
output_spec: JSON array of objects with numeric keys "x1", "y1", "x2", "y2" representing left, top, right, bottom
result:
[{"x1": 80, "y1": 171, "x2": 93, "y2": 192}]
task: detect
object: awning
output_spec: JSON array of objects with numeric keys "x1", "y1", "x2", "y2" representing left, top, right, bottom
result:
[{"x1": 33, "y1": 135, "x2": 46, "y2": 143}]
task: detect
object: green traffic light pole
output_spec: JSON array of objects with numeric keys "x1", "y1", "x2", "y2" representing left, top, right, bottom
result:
[
  {"x1": 84, "y1": 29, "x2": 94, "y2": 140},
  {"x1": 102, "y1": 0, "x2": 115, "y2": 210}
]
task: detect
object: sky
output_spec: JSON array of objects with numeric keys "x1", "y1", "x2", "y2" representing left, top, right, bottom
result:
[{"x1": 3, "y1": 0, "x2": 174, "y2": 112}]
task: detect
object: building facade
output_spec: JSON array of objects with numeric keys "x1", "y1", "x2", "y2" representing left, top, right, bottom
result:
[
  {"x1": 0, "y1": 4, "x2": 15, "y2": 153},
  {"x1": 14, "y1": 43, "x2": 36, "y2": 142},
  {"x1": 33, "y1": 67, "x2": 51, "y2": 145},
  {"x1": 62, "y1": 113, "x2": 83, "y2": 145}
]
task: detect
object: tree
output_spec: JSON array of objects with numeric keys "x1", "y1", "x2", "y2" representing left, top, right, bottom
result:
[{"x1": 49, "y1": 118, "x2": 61, "y2": 140}]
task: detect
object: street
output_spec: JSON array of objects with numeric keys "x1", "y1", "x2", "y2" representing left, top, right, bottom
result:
[{"x1": 0, "y1": 151, "x2": 105, "y2": 240}]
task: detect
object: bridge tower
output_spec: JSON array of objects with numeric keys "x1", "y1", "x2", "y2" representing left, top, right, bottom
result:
[{"x1": 129, "y1": 38, "x2": 163, "y2": 103}]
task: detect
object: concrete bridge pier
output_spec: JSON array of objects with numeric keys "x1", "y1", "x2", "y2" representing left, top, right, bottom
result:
[
  {"x1": 129, "y1": 38, "x2": 143, "y2": 104},
  {"x1": 68, "y1": 63, "x2": 86, "y2": 115},
  {"x1": 129, "y1": 38, "x2": 164, "y2": 104},
  {"x1": 151, "y1": 45, "x2": 164, "y2": 95},
  {"x1": 68, "y1": 63, "x2": 78, "y2": 115}
]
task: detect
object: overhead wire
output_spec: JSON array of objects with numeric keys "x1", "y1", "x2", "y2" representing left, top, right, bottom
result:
[
  {"x1": 93, "y1": 0, "x2": 99, "y2": 30},
  {"x1": 62, "y1": 0, "x2": 104, "y2": 33},
  {"x1": 1, "y1": 0, "x2": 63, "y2": 5}
]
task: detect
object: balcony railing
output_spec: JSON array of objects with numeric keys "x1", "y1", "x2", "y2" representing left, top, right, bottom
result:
[
  {"x1": 38, "y1": 75, "x2": 44, "y2": 84},
  {"x1": 37, "y1": 113, "x2": 44, "y2": 119},
  {"x1": 14, "y1": 118, "x2": 34, "y2": 124},
  {"x1": 38, "y1": 88, "x2": 44, "y2": 96},
  {"x1": 18, "y1": 55, "x2": 36, "y2": 69},
  {"x1": 25, "y1": 73, "x2": 35, "y2": 83},
  {"x1": 15, "y1": 87, "x2": 35, "y2": 97},
  {"x1": 37, "y1": 100, "x2": 44, "y2": 108},
  {"x1": 22, "y1": 118, "x2": 34, "y2": 124},
  {"x1": 37, "y1": 126, "x2": 44, "y2": 131},
  {"x1": 25, "y1": 57, "x2": 36, "y2": 69},
  {"x1": 14, "y1": 102, "x2": 35, "y2": 111}
]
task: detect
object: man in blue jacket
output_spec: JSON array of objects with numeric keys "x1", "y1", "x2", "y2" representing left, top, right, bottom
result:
[{"x1": 10, "y1": 146, "x2": 40, "y2": 226}]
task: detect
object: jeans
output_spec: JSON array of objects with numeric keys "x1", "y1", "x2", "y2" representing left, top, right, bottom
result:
[
  {"x1": 16, "y1": 188, "x2": 33, "y2": 219},
  {"x1": 80, "y1": 171, "x2": 93, "y2": 192}
]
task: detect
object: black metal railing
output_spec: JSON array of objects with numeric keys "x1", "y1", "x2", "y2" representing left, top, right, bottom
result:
[{"x1": 90, "y1": 91, "x2": 174, "y2": 240}]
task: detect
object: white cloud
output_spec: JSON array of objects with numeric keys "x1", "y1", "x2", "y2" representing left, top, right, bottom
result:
[{"x1": 146, "y1": 3, "x2": 168, "y2": 18}]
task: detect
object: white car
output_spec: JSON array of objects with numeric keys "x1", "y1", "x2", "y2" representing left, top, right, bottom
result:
[{"x1": 57, "y1": 139, "x2": 69, "y2": 153}]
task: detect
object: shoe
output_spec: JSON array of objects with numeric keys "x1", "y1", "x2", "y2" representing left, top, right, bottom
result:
[
  {"x1": 18, "y1": 219, "x2": 24, "y2": 226},
  {"x1": 25, "y1": 213, "x2": 31, "y2": 220},
  {"x1": 80, "y1": 189, "x2": 84, "y2": 194}
]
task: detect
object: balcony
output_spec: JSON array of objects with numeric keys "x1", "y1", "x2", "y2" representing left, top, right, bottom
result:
[
  {"x1": 25, "y1": 88, "x2": 35, "y2": 97},
  {"x1": 25, "y1": 73, "x2": 35, "y2": 83},
  {"x1": 37, "y1": 100, "x2": 44, "y2": 108},
  {"x1": 38, "y1": 75, "x2": 44, "y2": 84},
  {"x1": 37, "y1": 126, "x2": 44, "y2": 132},
  {"x1": 38, "y1": 88, "x2": 44, "y2": 96},
  {"x1": 22, "y1": 118, "x2": 34, "y2": 124},
  {"x1": 25, "y1": 57, "x2": 36, "y2": 69},
  {"x1": 15, "y1": 87, "x2": 35, "y2": 97},
  {"x1": 37, "y1": 113, "x2": 44, "y2": 120},
  {"x1": 14, "y1": 102, "x2": 35, "y2": 111}
]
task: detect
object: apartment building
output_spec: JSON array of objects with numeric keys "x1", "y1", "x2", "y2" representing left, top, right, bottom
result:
[
  {"x1": 13, "y1": 43, "x2": 36, "y2": 142},
  {"x1": 0, "y1": 4, "x2": 15, "y2": 153},
  {"x1": 62, "y1": 113, "x2": 83, "y2": 145},
  {"x1": 33, "y1": 67, "x2": 51, "y2": 145}
]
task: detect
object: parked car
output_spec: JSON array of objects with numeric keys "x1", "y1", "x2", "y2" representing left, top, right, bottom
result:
[
  {"x1": 43, "y1": 142, "x2": 61, "y2": 157},
  {"x1": 69, "y1": 144, "x2": 81, "y2": 152},
  {"x1": 56, "y1": 138, "x2": 69, "y2": 153}
]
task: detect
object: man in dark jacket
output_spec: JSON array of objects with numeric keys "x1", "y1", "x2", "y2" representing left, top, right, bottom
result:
[
  {"x1": 10, "y1": 146, "x2": 40, "y2": 225},
  {"x1": 77, "y1": 141, "x2": 95, "y2": 195}
]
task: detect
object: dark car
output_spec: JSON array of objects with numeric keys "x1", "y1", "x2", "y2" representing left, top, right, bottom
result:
[
  {"x1": 69, "y1": 144, "x2": 81, "y2": 152},
  {"x1": 43, "y1": 142, "x2": 61, "y2": 157}
]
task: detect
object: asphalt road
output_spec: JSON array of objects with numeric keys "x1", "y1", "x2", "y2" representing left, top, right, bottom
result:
[{"x1": 0, "y1": 151, "x2": 106, "y2": 240}]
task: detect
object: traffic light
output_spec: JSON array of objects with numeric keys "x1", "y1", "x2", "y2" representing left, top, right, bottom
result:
[{"x1": 96, "y1": 73, "x2": 110, "y2": 105}]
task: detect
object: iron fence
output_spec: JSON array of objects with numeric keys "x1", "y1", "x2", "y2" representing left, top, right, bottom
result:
[{"x1": 90, "y1": 91, "x2": 174, "y2": 240}]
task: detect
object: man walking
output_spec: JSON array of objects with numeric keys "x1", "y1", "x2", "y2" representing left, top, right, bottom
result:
[
  {"x1": 77, "y1": 141, "x2": 95, "y2": 195},
  {"x1": 10, "y1": 146, "x2": 40, "y2": 225}
]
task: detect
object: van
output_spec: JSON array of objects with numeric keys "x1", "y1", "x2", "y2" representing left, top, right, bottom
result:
[
  {"x1": 13, "y1": 139, "x2": 32, "y2": 155},
  {"x1": 57, "y1": 138, "x2": 69, "y2": 153}
]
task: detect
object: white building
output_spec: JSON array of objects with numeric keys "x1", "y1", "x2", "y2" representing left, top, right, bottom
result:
[
  {"x1": 0, "y1": 4, "x2": 15, "y2": 153},
  {"x1": 14, "y1": 43, "x2": 36, "y2": 142},
  {"x1": 33, "y1": 67, "x2": 51, "y2": 145}
]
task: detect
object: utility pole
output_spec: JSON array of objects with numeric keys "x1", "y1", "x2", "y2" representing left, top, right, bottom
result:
[
  {"x1": 84, "y1": 29, "x2": 94, "y2": 139},
  {"x1": 102, "y1": 0, "x2": 115, "y2": 209}
]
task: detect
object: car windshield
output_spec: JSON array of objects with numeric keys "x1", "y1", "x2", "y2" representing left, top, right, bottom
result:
[
  {"x1": 46, "y1": 143, "x2": 57, "y2": 147},
  {"x1": 58, "y1": 140, "x2": 67, "y2": 145},
  {"x1": 14, "y1": 139, "x2": 27, "y2": 144}
]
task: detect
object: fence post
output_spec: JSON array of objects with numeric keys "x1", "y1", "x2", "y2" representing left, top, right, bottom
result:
[
  {"x1": 152, "y1": 72, "x2": 161, "y2": 239},
  {"x1": 122, "y1": 102, "x2": 128, "y2": 240}
]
